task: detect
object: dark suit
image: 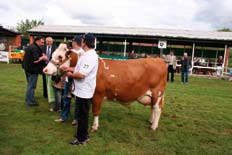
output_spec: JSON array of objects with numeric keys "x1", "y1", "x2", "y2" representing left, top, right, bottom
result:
[{"x1": 41, "y1": 44, "x2": 57, "y2": 98}]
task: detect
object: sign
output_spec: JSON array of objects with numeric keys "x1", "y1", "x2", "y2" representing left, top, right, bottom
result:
[
  {"x1": 0, "y1": 51, "x2": 9, "y2": 64},
  {"x1": 158, "y1": 40, "x2": 167, "y2": 49}
]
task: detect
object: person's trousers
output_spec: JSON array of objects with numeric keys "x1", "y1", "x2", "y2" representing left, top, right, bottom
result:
[
  {"x1": 216, "y1": 66, "x2": 222, "y2": 76},
  {"x1": 25, "y1": 71, "x2": 38, "y2": 105},
  {"x1": 181, "y1": 69, "x2": 189, "y2": 83},
  {"x1": 167, "y1": 65, "x2": 174, "y2": 82},
  {"x1": 60, "y1": 81, "x2": 78, "y2": 121},
  {"x1": 42, "y1": 73, "x2": 48, "y2": 98},
  {"x1": 75, "y1": 96, "x2": 92, "y2": 142},
  {"x1": 53, "y1": 87, "x2": 64, "y2": 111}
]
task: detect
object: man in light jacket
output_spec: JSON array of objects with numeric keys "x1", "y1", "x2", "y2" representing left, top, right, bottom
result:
[{"x1": 166, "y1": 50, "x2": 177, "y2": 82}]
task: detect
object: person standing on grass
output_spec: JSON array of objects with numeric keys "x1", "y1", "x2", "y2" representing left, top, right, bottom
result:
[
  {"x1": 166, "y1": 50, "x2": 177, "y2": 82},
  {"x1": 55, "y1": 35, "x2": 84, "y2": 125},
  {"x1": 180, "y1": 53, "x2": 191, "y2": 84},
  {"x1": 22, "y1": 36, "x2": 48, "y2": 106},
  {"x1": 50, "y1": 72, "x2": 66, "y2": 112},
  {"x1": 216, "y1": 56, "x2": 223, "y2": 76},
  {"x1": 41, "y1": 37, "x2": 57, "y2": 98},
  {"x1": 67, "y1": 33, "x2": 98, "y2": 145}
]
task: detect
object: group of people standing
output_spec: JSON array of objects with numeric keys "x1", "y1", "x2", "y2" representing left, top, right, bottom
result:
[
  {"x1": 166, "y1": 51, "x2": 191, "y2": 83},
  {"x1": 166, "y1": 50, "x2": 224, "y2": 82},
  {"x1": 22, "y1": 33, "x2": 98, "y2": 145}
]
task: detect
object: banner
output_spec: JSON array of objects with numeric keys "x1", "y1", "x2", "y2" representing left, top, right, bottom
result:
[
  {"x1": 46, "y1": 75, "x2": 55, "y2": 103},
  {"x1": 0, "y1": 51, "x2": 9, "y2": 64},
  {"x1": 158, "y1": 40, "x2": 167, "y2": 49}
]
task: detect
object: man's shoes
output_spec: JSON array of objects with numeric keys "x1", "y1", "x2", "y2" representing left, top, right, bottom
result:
[
  {"x1": 69, "y1": 138, "x2": 89, "y2": 145},
  {"x1": 71, "y1": 120, "x2": 77, "y2": 126},
  {"x1": 27, "y1": 103, "x2": 39, "y2": 107},
  {"x1": 54, "y1": 118, "x2": 65, "y2": 123},
  {"x1": 49, "y1": 108, "x2": 54, "y2": 112}
]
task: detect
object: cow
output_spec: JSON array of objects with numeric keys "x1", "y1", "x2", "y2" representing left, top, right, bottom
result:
[{"x1": 44, "y1": 43, "x2": 168, "y2": 131}]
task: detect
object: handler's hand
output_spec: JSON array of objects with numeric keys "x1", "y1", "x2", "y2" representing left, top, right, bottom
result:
[
  {"x1": 67, "y1": 71, "x2": 73, "y2": 78},
  {"x1": 34, "y1": 54, "x2": 48, "y2": 63},
  {"x1": 42, "y1": 54, "x2": 48, "y2": 61},
  {"x1": 60, "y1": 66, "x2": 69, "y2": 72}
]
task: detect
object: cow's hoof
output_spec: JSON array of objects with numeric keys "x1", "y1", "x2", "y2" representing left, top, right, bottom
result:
[
  {"x1": 91, "y1": 128, "x2": 98, "y2": 132},
  {"x1": 150, "y1": 126, "x2": 158, "y2": 131}
]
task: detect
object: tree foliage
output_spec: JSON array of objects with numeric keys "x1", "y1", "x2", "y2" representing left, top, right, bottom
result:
[
  {"x1": 218, "y1": 28, "x2": 231, "y2": 32},
  {"x1": 16, "y1": 19, "x2": 44, "y2": 38}
]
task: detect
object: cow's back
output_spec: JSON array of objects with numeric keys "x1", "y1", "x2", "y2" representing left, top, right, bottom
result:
[{"x1": 95, "y1": 58, "x2": 167, "y2": 102}]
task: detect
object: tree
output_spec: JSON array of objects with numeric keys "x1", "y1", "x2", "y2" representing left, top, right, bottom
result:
[
  {"x1": 218, "y1": 28, "x2": 231, "y2": 32},
  {"x1": 16, "y1": 19, "x2": 44, "y2": 38}
]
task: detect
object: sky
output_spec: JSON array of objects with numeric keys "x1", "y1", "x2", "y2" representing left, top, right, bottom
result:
[{"x1": 0, "y1": 0, "x2": 232, "y2": 31}]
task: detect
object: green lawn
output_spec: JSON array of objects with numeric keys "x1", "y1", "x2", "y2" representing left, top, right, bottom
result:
[{"x1": 0, "y1": 63, "x2": 231, "y2": 155}]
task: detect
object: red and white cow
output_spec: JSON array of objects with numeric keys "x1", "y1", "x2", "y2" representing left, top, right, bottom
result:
[{"x1": 44, "y1": 43, "x2": 168, "y2": 131}]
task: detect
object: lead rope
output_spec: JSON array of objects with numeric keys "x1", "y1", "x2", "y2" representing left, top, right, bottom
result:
[
  {"x1": 71, "y1": 78, "x2": 75, "y2": 93},
  {"x1": 71, "y1": 53, "x2": 80, "y2": 93}
]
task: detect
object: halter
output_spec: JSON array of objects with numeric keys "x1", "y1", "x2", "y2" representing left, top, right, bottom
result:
[
  {"x1": 50, "y1": 57, "x2": 70, "y2": 67},
  {"x1": 48, "y1": 57, "x2": 70, "y2": 77}
]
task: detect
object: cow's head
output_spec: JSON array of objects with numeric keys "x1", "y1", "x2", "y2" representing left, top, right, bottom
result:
[
  {"x1": 43, "y1": 42, "x2": 70, "y2": 75},
  {"x1": 43, "y1": 42, "x2": 78, "y2": 75}
]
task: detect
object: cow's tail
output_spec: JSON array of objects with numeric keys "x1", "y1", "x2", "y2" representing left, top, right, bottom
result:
[{"x1": 99, "y1": 57, "x2": 109, "y2": 70}]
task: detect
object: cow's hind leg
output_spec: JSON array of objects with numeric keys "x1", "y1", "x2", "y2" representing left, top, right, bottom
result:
[
  {"x1": 149, "y1": 107, "x2": 155, "y2": 124},
  {"x1": 91, "y1": 93, "x2": 104, "y2": 132},
  {"x1": 151, "y1": 91, "x2": 164, "y2": 130}
]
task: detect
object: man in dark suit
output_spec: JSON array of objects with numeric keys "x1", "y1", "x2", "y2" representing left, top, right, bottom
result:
[{"x1": 41, "y1": 37, "x2": 56, "y2": 98}]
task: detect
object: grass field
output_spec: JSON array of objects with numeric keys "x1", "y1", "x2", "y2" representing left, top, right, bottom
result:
[{"x1": 0, "y1": 63, "x2": 232, "y2": 155}]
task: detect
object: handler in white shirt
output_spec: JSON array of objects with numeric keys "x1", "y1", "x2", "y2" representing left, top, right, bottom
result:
[{"x1": 67, "y1": 33, "x2": 98, "y2": 145}]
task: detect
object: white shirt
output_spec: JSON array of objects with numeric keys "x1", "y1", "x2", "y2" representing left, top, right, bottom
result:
[
  {"x1": 72, "y1": 48, "x2": 84, "y2": 55},
  {"x1": 169, "y1": 55, "x2": 174, "y2": 65},
  {"x1": 72, "y1": 49, "x2": 99, "y2": 98}
]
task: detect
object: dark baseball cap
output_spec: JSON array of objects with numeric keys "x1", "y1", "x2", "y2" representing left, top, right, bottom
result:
[
  {"x1": 72, "y1": 35, "x2": 83, "y2": 42},
  {"x1": 72, "y1": 35, "x2": 83, "y2": 46},
  {"x1": 83, "y1": 33, "x2": 95, "y2": 44}
]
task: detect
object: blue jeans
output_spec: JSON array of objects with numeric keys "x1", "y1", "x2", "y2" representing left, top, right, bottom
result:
[
  {"x1": 60, "y1": 81, "x2": 78, "y2": 121},
  {"x1": 25, "y1": 71, "x2": 38, "y2": 105},
  {"x1": 53, "y1": 87, "x2": 64, "y2": 111},
  {"x1": 181, "y1": 69, "x2": 188, "y2": 83}
]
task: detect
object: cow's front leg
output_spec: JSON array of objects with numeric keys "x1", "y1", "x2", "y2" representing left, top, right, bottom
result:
[
  {"x1": 151, "y1": 95, "x2": 163, "y2": 130},
  {"x1": 91, "y1": 93, "x2": 104, "y2": 132}
]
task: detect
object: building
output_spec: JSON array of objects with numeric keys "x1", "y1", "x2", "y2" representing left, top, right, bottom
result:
[
  {"x1": 0, "y1": 25, "x2": 21, "y2": 51},
  {"x1": 28, "y1": 25, "x2": 232, "y2": 75}
]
